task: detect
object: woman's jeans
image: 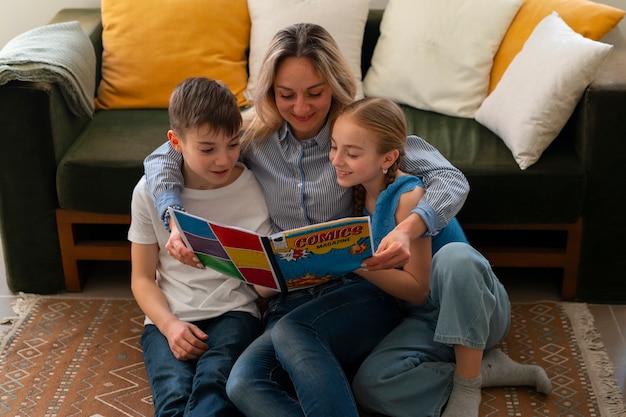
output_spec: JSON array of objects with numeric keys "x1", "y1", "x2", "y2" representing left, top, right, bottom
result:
[
  {"x1": 140, "y1": 311, "x2": 262, "y2": 417},
  {"x1": 226, "y1": 275, "x2": 398, "y2": 417},
  {"x1": 352, "y1": 243, "x2": 511, "y2": 417}
]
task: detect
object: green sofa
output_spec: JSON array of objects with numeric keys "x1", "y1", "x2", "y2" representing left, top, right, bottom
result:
[{"x1": 1, "y1": 8, "x2": 625, "y2": 301}]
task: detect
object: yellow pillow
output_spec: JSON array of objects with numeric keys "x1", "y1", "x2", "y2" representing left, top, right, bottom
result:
[
  {"x1": 95, "y1": 0, "x2": 251, "y2": 110},
  {"x1": 489, "y1": 0, "x2": 625, "y2": 93}
]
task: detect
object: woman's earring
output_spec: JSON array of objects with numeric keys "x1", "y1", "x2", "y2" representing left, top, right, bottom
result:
[{"x1": 382, "y1": 168, "x2": 388, "y2": 174}]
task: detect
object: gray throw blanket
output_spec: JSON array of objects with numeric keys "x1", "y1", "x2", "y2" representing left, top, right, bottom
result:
[{"x1": 0, "y1": 21, "x2": 95, "y2": 118}]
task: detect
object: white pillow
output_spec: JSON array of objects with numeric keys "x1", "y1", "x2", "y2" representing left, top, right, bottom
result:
[
  {"x1": 475, "y1": 12, "x2": 613, "y2": 170},
  {"x1": 363, "y1": 0, "x2": 523, "y2": 118},
  {"x1": 245, "y1": 0, "x2": 371, "y2": 101}
]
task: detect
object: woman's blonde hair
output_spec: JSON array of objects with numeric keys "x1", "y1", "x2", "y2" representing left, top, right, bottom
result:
[
  {"x1": 242, "y1": 23, "x2": 357, "y2": 148},
  {"x1": 335, "y1": 97, "x2": 407, "y2": 215}
]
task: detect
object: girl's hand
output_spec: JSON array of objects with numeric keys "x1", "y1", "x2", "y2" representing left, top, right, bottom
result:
[
  {"x1": 362, "y1": 228, "x2": 411, "y2": 271},
  {"x1": 362, "y1": 211, "x2": 426, "y2": 271}
]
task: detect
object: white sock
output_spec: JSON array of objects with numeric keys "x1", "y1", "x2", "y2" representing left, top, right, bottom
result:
[
  {"x1": 442, "y1": 374, "x2": 482, "y2": 417},
  {"x1": 481, "y1": 348, "x2": 551, "y2": 393}
]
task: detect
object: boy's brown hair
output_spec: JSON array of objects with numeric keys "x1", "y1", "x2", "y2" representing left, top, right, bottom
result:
[{"x1": 169, "y1": 77, "x2": 242, "y2": 138}]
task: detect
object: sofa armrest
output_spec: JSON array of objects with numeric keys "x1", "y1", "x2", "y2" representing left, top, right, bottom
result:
[
  {"x1": 555, "y1": 28, "x2": 626, "y2": 161},
  {"x1": 49, "y1": 8, "x2": 103, "y2": 93},
  {"x1": 0, "y1": 9, "x2": 102, "y2": 293},
  {"x1": 0, "y1": 82, "x2": 90, "y2": 293},
  {"x1": 571, "y1": 29, "x2": 626, "y2": 300}
]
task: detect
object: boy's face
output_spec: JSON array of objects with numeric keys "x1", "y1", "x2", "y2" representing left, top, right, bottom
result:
[{"x1": 168, "y1": 124, "x2": 241, "y2": 190}]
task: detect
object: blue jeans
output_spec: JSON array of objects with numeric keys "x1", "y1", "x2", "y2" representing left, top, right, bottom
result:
[
  {"x1": 352, "y1": 243, "x2": 511, "y2": 417},
  {"x1": 226, "y1": 275, "x2": 398, "y2": 417},
  {"x1": 140, "y1": 311, "x2": 262, "y2": 417}
]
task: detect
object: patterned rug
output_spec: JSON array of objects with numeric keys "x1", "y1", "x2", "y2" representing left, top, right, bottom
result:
[{"x1": 1, "y1": 295, "x2": 624, "y2": 417}]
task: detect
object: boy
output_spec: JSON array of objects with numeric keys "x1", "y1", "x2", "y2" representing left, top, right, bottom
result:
[{"x1": 128, "y1": 77, "x2": 274, "y2": 416}]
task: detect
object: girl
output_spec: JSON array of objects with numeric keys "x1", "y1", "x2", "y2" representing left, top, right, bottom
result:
[{"x1": 330, "y1": 97, "x2": 551, "y2": 417}]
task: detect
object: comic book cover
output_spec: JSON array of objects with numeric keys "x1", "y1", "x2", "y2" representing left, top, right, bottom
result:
[{"x1": 169, "y1": 209, "x2": 374, "y2": 292}]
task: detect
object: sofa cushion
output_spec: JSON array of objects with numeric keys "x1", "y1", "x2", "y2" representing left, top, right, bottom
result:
[
  {"x1": 56, "y1": 110, "x2": 170, "y2": 214},
  {"x1": 94, "y1": 0, "x2": 251, "y2": 110},
  {"x1": 56, "y1": 108, "x2": 585, "y2": 222},
  {"x1": 401, "y1": 105, "x2": 585, "y2": 224},
  {"x1": 245, "y1": 0, "x2": 370, "y2": 101},
  {"x1": 363, "y1": 0, "x2": 522, "y2": 118},
  {"x1": 476, "y1": 12, "x2": 613, "y2": 170},
  {"x1": 489, "y1": 0, "x2": 625, "y2": 92}
]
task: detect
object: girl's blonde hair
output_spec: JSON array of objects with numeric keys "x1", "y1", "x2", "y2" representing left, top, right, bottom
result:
[
  {"x1": 335, "y1": 97, "x2": 407, "y2": 215},
  {"x1": 242, "y1": 23, "x2": 357, "y2": 148}
]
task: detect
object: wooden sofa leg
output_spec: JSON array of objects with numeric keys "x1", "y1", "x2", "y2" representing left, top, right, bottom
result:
[
  {"x1": 56, "y1": 209, "x2": 131, "y2": 292},
  {"x1": 560, "y1": 218, "x2": 583, "y2": 301},
  {"x1": 462, "y1": 219, "x2": 583, "y2": 301},
  {"x1": 56, "y1": 210, "x2": 82, "y2": 291}
]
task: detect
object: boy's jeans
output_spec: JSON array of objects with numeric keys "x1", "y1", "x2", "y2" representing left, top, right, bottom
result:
[{"x1": 141, "y1": 311, "x2": 262, "y2": 417}]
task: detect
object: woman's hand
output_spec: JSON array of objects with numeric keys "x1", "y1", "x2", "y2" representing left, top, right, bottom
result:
[{"x1": 165, "y1": 222, "x2": 204, "y2": 269}]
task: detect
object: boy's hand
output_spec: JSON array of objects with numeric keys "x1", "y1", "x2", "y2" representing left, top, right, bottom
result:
[
  {"x1": 163, "y1": 319, "x2": 209, "y2": 361},
  {"x1": 362, "y1": 228, "x2": 411, "y2": 271},
  {"x1": 166, "y1": 222, "x2": 204, "y2": 269}
]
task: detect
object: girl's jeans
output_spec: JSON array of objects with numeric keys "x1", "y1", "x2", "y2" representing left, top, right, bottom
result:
[
  {"x1": 226, "y1": 275, "x2": 398, "y2": 417},
  {"x1": 353, "y1": 242, "x2": 511, "y2": 417},
  {"x1": 141, "y1": 311, "x2": 262, "y2": 417}
]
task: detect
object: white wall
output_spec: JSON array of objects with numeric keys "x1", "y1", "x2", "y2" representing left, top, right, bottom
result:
[
  {"x1": 1, "y1": 0, "x2": 101, "y2": 48},
  {"x1": 2, "y1": 0, "x2": 625, "y2": 49},
  {"x1": 600, "y1": 0, "x2": 626, "y2": 34}
]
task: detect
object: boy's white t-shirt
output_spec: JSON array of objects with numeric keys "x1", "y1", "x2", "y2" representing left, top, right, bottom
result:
[{"x1": 128, "y1": 164, "x2": 273, "y2": 325}]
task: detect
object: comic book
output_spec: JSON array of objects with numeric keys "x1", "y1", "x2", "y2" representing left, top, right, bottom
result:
[{"x1": 169, "y1": 208, "x2": 374, "y2": 292}]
